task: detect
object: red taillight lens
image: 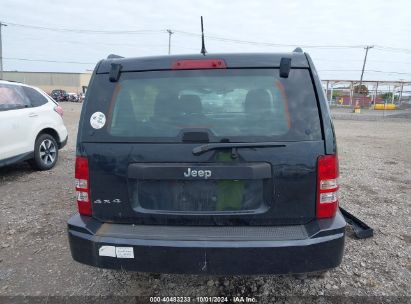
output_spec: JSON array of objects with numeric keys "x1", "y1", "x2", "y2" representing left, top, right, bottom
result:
[
  {"x1": 75, "y1": 156, "x2": 91, "y2": 216},
  {"x1": 54, "y1": 105, "x2": 63, "y2": 117},
  {"x1": 317, "y1": 155, "x2": 339, "y2": 219},
  {"x1": 172, "y1": 59, "x2": 227, "y2": 70}
]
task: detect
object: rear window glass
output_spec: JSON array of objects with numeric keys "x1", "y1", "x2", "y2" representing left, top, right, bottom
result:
[
  {"x1": 90, "y1": 69, "x2": 321, "y2": 142},
  {"x1": 0, "y1": 83, "x2": 31, "y2": 111},
  {"x1": 23, "y1": 86, "x2": 48, "y2": 107}
]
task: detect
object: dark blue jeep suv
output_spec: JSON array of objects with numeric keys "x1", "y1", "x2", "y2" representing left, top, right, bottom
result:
[{"x1": 68, "y1": 50, "x2": 346, "y2": 275}]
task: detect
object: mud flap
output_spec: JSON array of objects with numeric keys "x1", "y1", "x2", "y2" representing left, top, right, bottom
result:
[{"x1": 340, "y1": 207, "x2": 374, "y2": 239}]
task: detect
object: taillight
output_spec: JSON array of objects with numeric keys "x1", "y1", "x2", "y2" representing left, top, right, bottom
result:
[
  {"x1": 54, "y1": 105, "x2": 63, "y2": 117},
  {"x1": 75, "y1": 156, "x2": 92, "y2": 216},
  {"x1": 317, "y1": 155, "x2": 339, "y2": 219},
  {"x1": 172, "y1": 59, "x2": 227, "y2": 70}
]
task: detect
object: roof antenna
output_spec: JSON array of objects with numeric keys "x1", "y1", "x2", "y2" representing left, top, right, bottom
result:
[{"x1": 200, "y1": 16, "x2": 207, "y2": 56}]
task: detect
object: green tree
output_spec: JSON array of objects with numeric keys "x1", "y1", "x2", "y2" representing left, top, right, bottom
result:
[
  {"x1": 380, "y1": 92, "x2": 398, "y2": 101},
  {"x1": 353, "y1": 84, "x2": 369, "y2": 95}
]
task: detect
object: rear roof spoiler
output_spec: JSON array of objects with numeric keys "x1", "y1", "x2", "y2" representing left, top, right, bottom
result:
[{"x1": 97, "y1": 53, "x2": 310, "y2": 73}]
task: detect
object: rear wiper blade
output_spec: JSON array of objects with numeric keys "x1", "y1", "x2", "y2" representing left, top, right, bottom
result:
[{"x1": 192, "y1": 142, "x2": 286, "y2": 156}]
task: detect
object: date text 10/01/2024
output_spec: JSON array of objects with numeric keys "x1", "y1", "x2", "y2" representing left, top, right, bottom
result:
[{"x1": 149, "y1": 296, "x2": 257, "y2": 303}]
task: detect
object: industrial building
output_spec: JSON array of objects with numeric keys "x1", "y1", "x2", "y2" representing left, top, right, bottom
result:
[{"x1": 1, "y1": 71, "x2": 92, "y2": 94}]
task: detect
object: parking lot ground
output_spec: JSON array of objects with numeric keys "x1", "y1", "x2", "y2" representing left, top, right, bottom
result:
[
  {"x1": 331, "y1": 107, "x2": 411, "y2": 120},
  {"x1": 0, "y1": 103, "x2": 410, "y2": 297}
]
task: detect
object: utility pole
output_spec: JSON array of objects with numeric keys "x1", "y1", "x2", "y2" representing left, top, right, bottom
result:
[
  {"x1": 166, "y1": 29, "x2": 174, "y2": 55},
  {"x1": 358, "y1": 45, "x2": 374, "y2": 95},
  {"x1": 0, "y1": 21, "x2": 8, "y2": 79}
]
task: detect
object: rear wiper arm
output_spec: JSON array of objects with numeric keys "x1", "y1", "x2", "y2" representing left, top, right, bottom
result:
[{"x1": 192, "y1": 142, "x2": 286, "y2": 157}]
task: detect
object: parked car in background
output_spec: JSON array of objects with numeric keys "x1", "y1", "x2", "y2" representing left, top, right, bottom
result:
[
  {"x1": 0, "y1": 80, "x2": 68, "y2": 170},
  {"x1": 51, "y1": 89, "x2": 68, "y2": 102},
  {"x1": 67, "y1": 92, "x2": 80, "y2": 102},
  {"x1": 68, "y1": 51, "x2": 345, "y2": 275}
]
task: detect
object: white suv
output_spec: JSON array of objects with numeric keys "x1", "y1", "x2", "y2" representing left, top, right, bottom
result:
[{"x1": 0, "y1": 80, "x2": 68, "y2": 170}]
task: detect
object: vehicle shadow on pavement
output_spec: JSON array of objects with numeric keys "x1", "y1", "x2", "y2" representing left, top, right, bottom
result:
[{"x1": 0, "y1": 162, "x2": 34, "y2": 182}]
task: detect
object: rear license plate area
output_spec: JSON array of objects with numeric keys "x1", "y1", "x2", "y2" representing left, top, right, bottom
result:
[
  {"x1": 131, "y1": 179, "x2": 266, "y2": 212},
  {"x1": 127, "y1": 162, "x2": 272, "y2": 214}
]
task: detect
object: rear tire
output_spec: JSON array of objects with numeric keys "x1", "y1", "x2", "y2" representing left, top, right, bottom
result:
[{"x1": 29, "y1": 134, "x2": 59, "y2": 171}]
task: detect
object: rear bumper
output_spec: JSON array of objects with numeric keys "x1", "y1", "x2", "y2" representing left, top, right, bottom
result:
[{"x1": 68, "y1": 212, "x2": 346, "y2": 275}]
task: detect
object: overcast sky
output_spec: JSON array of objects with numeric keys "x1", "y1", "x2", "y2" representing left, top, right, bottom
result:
[{"x1": 1, "y1": 0, "x2": 411, "y2": 81}]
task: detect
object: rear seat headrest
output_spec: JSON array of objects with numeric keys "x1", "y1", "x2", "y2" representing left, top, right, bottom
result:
[
  {"x1": 179, "y1": 94, "x2": 203, "y2": 114},
  {"x1": 154, "y1": 92, "x2": 180, "y2": 117},
  {"x1": 244, "y1": 89, "x2": 272, "y2": 113}
]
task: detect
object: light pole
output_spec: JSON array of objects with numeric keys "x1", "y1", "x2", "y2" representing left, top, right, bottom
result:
[
  {"x1": 166, "y1": 29, "x2": 174, "y2": 55},
  {"x1": 0, "y1": 21, "x2": 8, "y2": 79}
]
